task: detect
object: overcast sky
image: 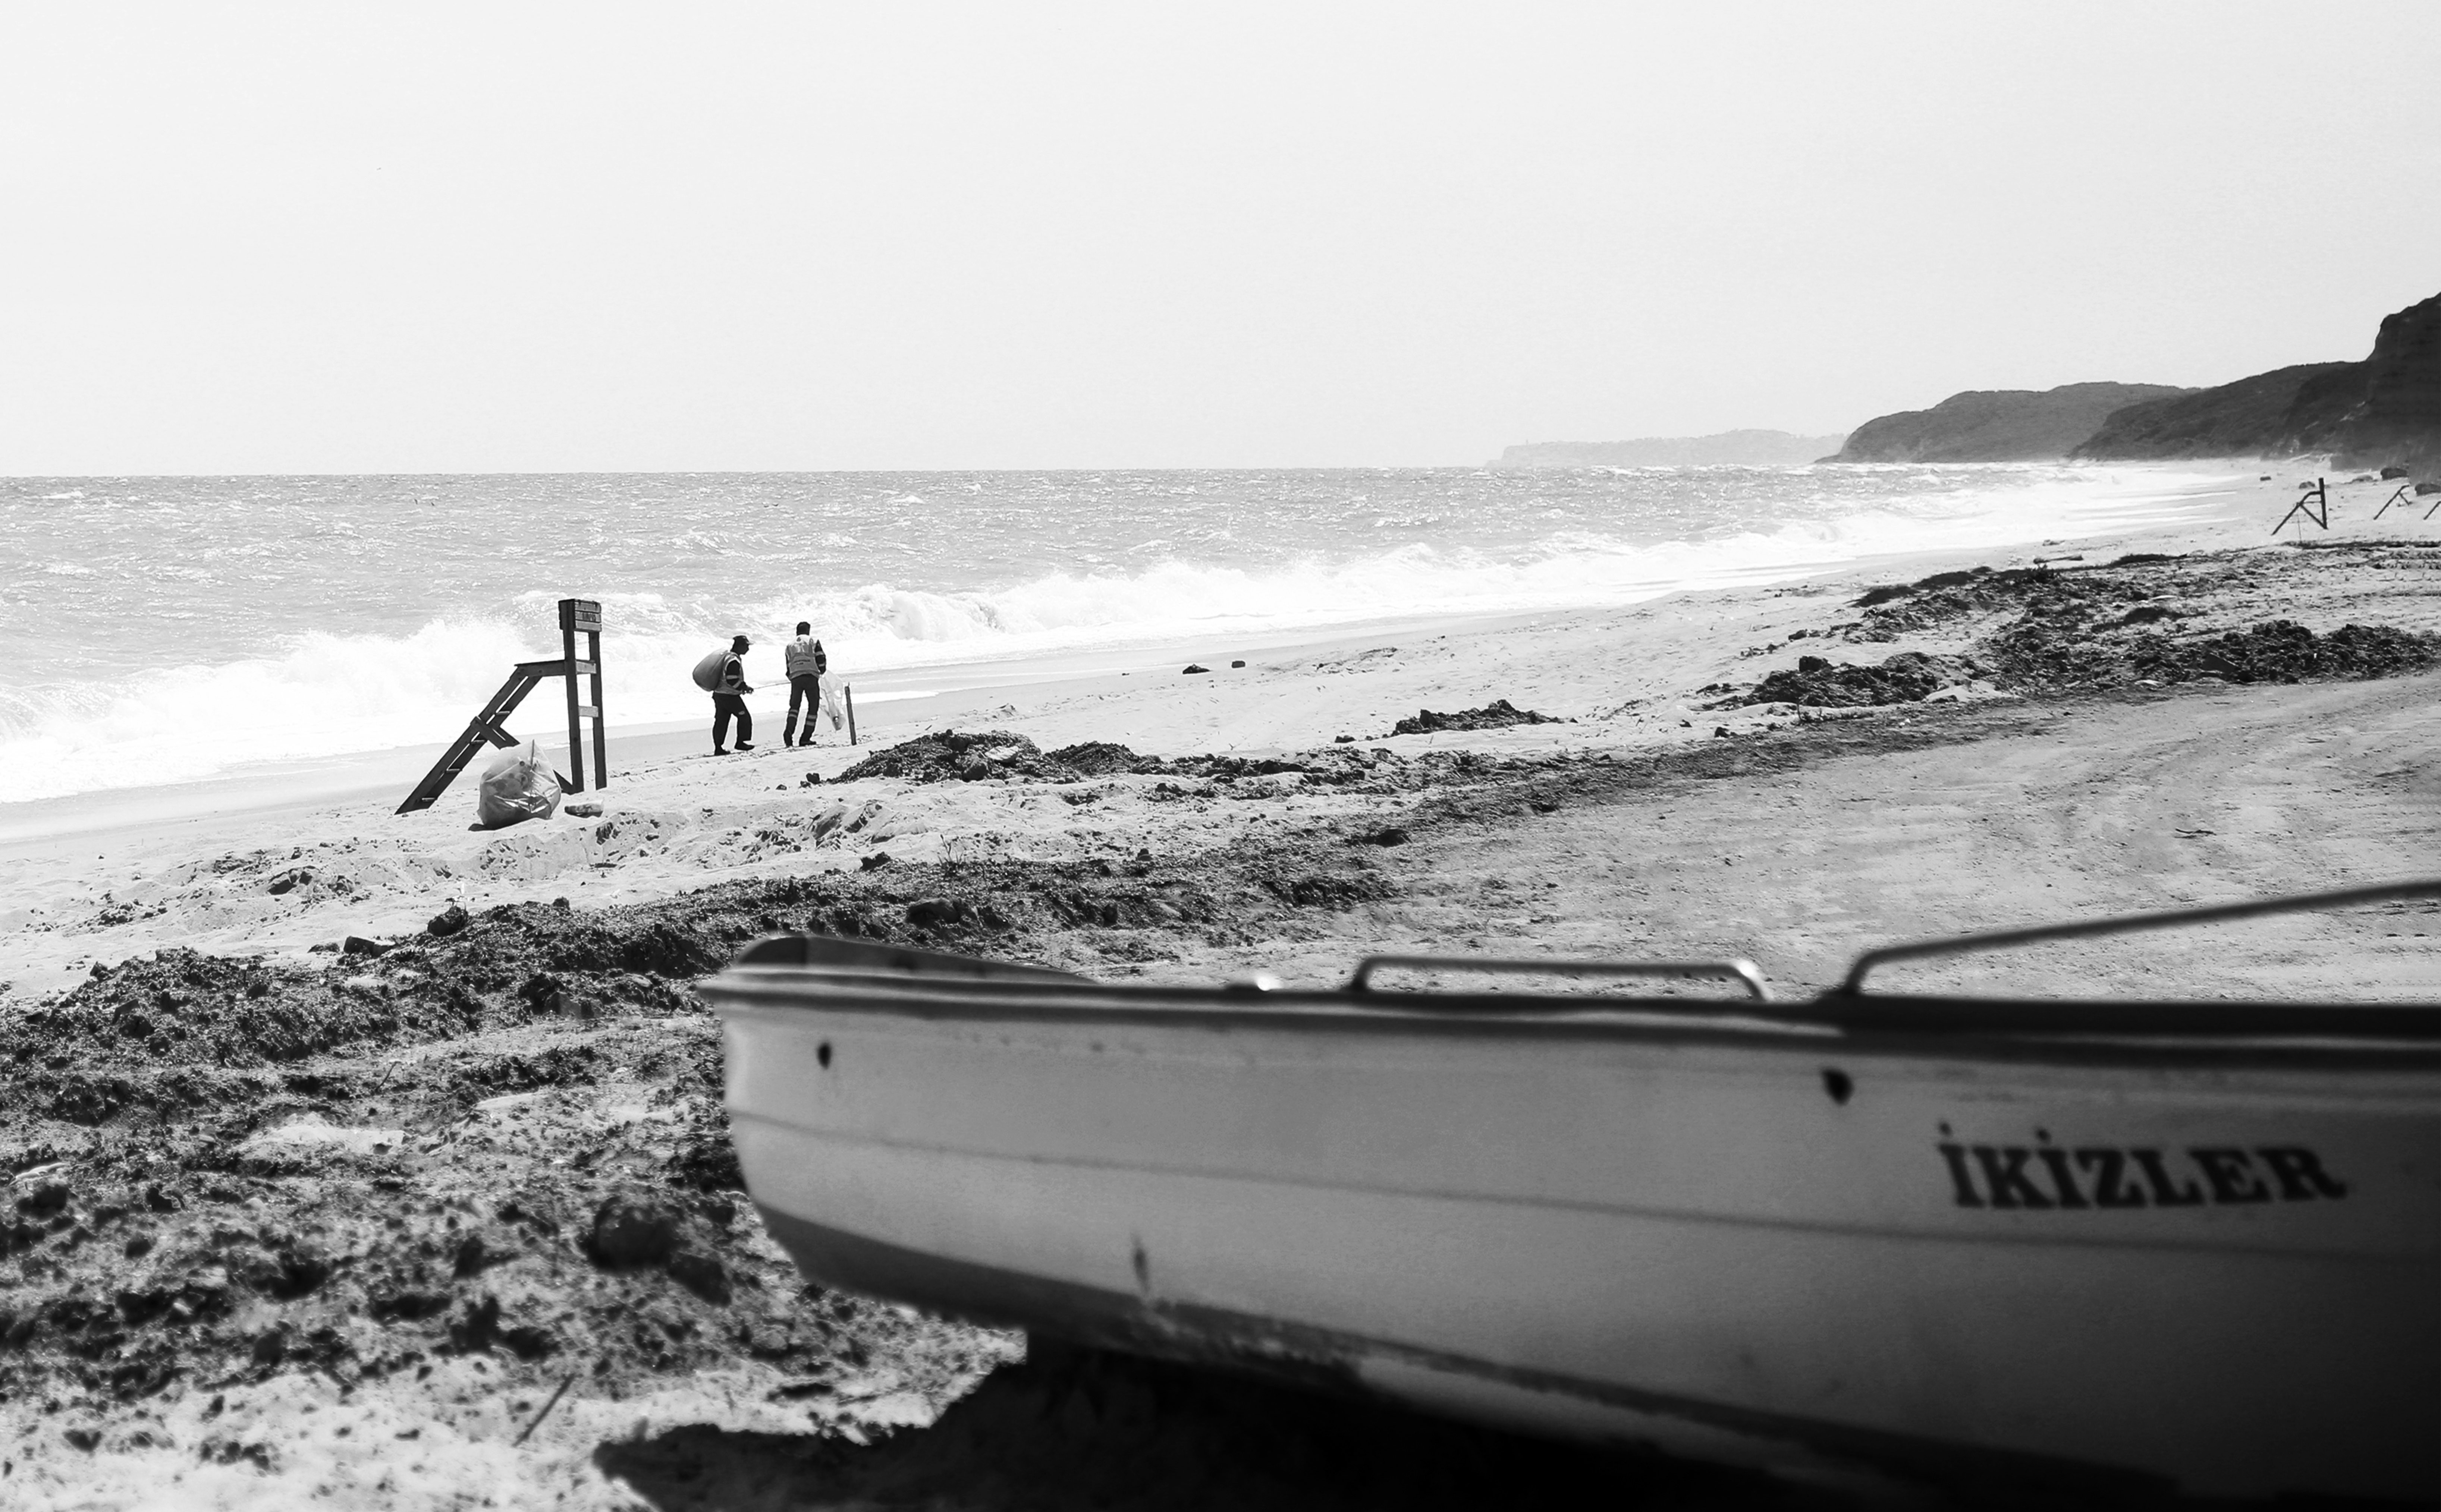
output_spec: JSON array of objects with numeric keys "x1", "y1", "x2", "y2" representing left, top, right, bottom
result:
[{"x1": 3, "y1": 2, "x2": 2434, "y2": 474}]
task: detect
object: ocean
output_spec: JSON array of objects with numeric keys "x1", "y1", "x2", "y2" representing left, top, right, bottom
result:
[{"x1": 0, "y1": 464, "x2": 2233, "y2": 804}]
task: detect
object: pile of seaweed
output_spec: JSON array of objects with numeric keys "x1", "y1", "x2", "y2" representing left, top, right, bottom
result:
[
  {"x1": 0, "y1": 820, "x2": 1429, "y2": 1433},
  {"x1": 834, "y1": 730, "x2": 1403, "y2": 789},
  {"x1": 1389, "y1": 700, "x2": 1569, "y2": 736},
  {"x1": 835, "y1": 730, "x2": 1095, "y2": 784},
  {"x1": 1743, "y1": 652, "x2": 1972, "y2": 709},
  {"x1": 1992, "y1": 617, "x2": 2437, "y2": 690},
  {"x1": 1751, "y1": 549, "x2": 2441, "y2": 703}
]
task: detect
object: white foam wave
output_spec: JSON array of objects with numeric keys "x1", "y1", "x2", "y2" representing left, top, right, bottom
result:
[{"x1": 0, "y1": 465, "x2": 2236, "y2": 803}]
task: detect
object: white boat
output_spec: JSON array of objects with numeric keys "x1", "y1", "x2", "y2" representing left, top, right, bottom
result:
[{"x1": 699, "y1": 883, "x2": 2441, "y2": 1502}]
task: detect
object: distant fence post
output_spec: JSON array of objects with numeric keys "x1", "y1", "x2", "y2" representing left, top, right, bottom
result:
[
  {"x1": 2373, "y1": 483, "x2": 2412, "y2": 521},
  {"x1": 2271, "y1": 477, "x2": 2330, "y2": 537},
  {"x1": 845, "y1": 684, "x2": 858, "y2": 747}
]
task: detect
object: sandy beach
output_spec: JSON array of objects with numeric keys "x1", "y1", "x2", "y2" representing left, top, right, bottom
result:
[{"x1": 4, "y1": 466, "x2": 2437, "y2": 1509}]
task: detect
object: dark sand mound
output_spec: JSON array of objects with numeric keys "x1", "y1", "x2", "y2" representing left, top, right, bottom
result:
[
  {"x1": 1992, "y1": 617, "x2": 2436, "y2": 690},
  {"x1": 1389, "y1": 700, "x2": 1568, "y2": 736},
  {"x1": 1745, "y1": 652, "x2": 1969, "y2": 708},
  {"x1": 837, "y1": 730, "x2": 1080, "y2": 784},
  {"x1": 836, "y1": 730, "x2": 1408, "y2": 790},
  {"x1": 1732, "y1": 546, "x2": 2441, "y2": 709},
  {"x1": 1, "y1": 820, "x2": 1453, "y2": 1434}
]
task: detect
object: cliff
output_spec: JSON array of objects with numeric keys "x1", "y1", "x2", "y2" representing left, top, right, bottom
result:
[
  {"x1": 2076, "y1": 293, "x2": 2439, "y2": 472},
  {"x1": 1834, "y1": 382, "x2": 2192, "y2": 463},
  {"x1": 1490, "y1": 430, "x2": 1850, "y2": 468},
  {"x1": 2071, "y1": 364, "x2": 2357, "y2": 460}
]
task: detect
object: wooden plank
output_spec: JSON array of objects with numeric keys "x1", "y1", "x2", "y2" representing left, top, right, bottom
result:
[
  {"x1": 397, "y1": 668, "x2": 543, "y2": 813},
  {"x1": 587, "y1": 627, "x2": 608, "y2": 792},
  {"x1": 562, "y1": 623, "x2": 587, "y2": 793}
]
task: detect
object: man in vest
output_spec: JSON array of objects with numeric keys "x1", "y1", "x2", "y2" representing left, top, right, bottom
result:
[
  {"x1": 713, "y1": 634, "x2": 755, "y2": 754},
  {"x1": 783, "y1": 621, "x2": 829, "y2": 748}
]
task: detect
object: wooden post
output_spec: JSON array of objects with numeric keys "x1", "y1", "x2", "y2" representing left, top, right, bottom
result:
[
  {"x1": 560, "y1": 611, "x2": 586, "y2": 793},
  {"x1": 2374, "y1": 483, "x2": 2412, "y2": 521},
  {"x1": 845, "y1": 683, "x2": 858, "y2": 746},
  {"x1": 587, "y1": 621, "x2": 607, "y2": 787},
  {"x1": 557, "y1": 598, "x2": 605, "y2": 793}
]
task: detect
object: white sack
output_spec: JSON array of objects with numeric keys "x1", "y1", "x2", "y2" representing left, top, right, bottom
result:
[{"x1": 476, "y1": 740, "x2": 563, "y2": 830}]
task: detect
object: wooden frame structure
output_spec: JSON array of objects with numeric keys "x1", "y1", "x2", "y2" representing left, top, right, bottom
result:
[
  {"x1": 2271, "y1": 477, "x2": 2329, "y2": 536},
  {"x1": 398, "y1": 598, "x2": 607, "y2": 815}
]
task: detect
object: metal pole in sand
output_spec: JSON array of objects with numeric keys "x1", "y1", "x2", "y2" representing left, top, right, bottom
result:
[{"x1": 845, "y1": 684, "x2": 858, "y2": 746}]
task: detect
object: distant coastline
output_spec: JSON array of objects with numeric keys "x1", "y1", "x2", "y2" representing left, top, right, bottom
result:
[{"x1": 1489, "y1": 429, "x2": 1848, "y2": 469}]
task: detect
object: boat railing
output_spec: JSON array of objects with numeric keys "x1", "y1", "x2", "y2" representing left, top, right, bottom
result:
[
  {"x1": 1347, "y1": 955, "x2": 1771, "y2": 1003},
  {"x1": 1837, "y1": 879, "x2": 2441, "y2": 995}
]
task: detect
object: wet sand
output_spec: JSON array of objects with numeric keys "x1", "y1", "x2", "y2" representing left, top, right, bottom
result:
[{"x1": 3, "y1": 469, "x2": 2437, "y2": 1509}]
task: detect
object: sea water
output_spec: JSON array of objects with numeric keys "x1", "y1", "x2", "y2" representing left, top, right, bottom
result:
[{"x1": 0, "y1": 464, "x2": 2234, "y2": 803}]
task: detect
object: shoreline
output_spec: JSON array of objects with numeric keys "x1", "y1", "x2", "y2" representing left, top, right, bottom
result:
[
  {"x1": 0, "y1": 460, "x2": 2262, "y2": 840},
  {"x1": 6, "y1": 466, "x2": 2430, "y2": 1003}
]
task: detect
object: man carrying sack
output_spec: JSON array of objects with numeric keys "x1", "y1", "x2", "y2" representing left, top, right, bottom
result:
[
  {"x1": 691, "y1": 633, "x2": 756, "y2": 754},
  {"x1": 782, "y1": 620, "x2": 829, "y2": 749}
]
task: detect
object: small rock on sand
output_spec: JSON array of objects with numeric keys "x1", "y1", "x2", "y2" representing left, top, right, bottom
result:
[{"x1": 588, "y1": 1192, "x2": 682, "y2": 1267}]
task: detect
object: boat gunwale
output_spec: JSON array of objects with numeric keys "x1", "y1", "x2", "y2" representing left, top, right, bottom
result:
[{"x1": 698, "y1": 963, "x2": 2441, "y2": 1070}]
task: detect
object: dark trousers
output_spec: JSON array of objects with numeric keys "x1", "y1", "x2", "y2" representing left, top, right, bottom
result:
[
  {"x1": 712, "y1": 693, "x2": 751, "y2": 750},
  {"x1": 784, "y1": 674, "x2": 821, "y2": 744}
]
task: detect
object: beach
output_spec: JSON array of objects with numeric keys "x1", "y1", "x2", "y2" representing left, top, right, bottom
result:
[{"x1": 3, "y1": 466, "x2": 2437, "y2": 1509}]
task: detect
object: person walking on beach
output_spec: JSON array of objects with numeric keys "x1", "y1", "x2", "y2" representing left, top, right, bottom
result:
[
  {"x1": 713, "y1": 633, "x2": 755, "y2": 754},
  {"x1": 782, "y1": 620, "x2": 829, "y2": 749}
]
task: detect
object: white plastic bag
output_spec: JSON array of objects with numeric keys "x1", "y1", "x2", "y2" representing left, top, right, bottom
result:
[
  {"x1": 476, "y1": 740, "x2": 563, "y2": 830},
  {"x1": 823, "y1": 682, "x2": 845, "y2": 730}
]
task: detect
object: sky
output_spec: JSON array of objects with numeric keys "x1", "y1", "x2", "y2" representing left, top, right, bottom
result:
[{"x1": 2, "y1": 2, "x2": 2435, "y2": 474}]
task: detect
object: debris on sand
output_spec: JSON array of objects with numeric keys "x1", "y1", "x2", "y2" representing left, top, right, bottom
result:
[
  {"x1": 1835, "y1": 548, "x2": 2440, "y2": 695},
  {"x1": 1743, "y1": 652, "x2": 1972, "y2": 708},
  {"x1": 836, "y1": 730, "x2": 1076, "y2": 784},
  {"x1": 1993, "y1": 617, "x2": 2438, "y2": 690},
  {"x1": 0, "y1": 817, "x2": 1457, "y2": 1441},
  {"x1": 832, "y1": 730, "x2": 1410, "y2": 790},
  {"x1": 1047, "y1": 741, "x2": 1164, "y2": 777},
  {"x1": 1389, "y1": 700, "x2": 1568, "y2": 737}
]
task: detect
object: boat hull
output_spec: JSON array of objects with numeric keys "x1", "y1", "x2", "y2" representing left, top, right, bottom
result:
[{"x1": 709, "y1": 972, "x2": 2441, "y2": 1500}]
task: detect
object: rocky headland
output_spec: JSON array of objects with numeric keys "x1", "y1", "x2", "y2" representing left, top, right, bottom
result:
[
  {"x1": 1831, "y1": 382, "x2": 2191, "y2": 463},
  {"x1": 1834, "y1": 292, "x2": 2440, "y2": 475},
  {"x1": 2078, "y1": 292, "x2": 2441, "y2": 472}
]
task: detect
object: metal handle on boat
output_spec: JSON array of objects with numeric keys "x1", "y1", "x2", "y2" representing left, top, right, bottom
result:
[
  {"x1": 1836, "y1": 878, "x2": 2441, "y2": 995},
  {"x1": 1347, "y1": 955, "x2": 1772, "y2": 1002}
]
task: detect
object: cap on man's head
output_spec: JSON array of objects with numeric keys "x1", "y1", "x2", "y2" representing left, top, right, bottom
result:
[
  {"x1": 732, "y1": 633, "x2": 751, "y2": 650},
  {"x1": 795, "y1": 621, "x2": 811, "y2": 634}
]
